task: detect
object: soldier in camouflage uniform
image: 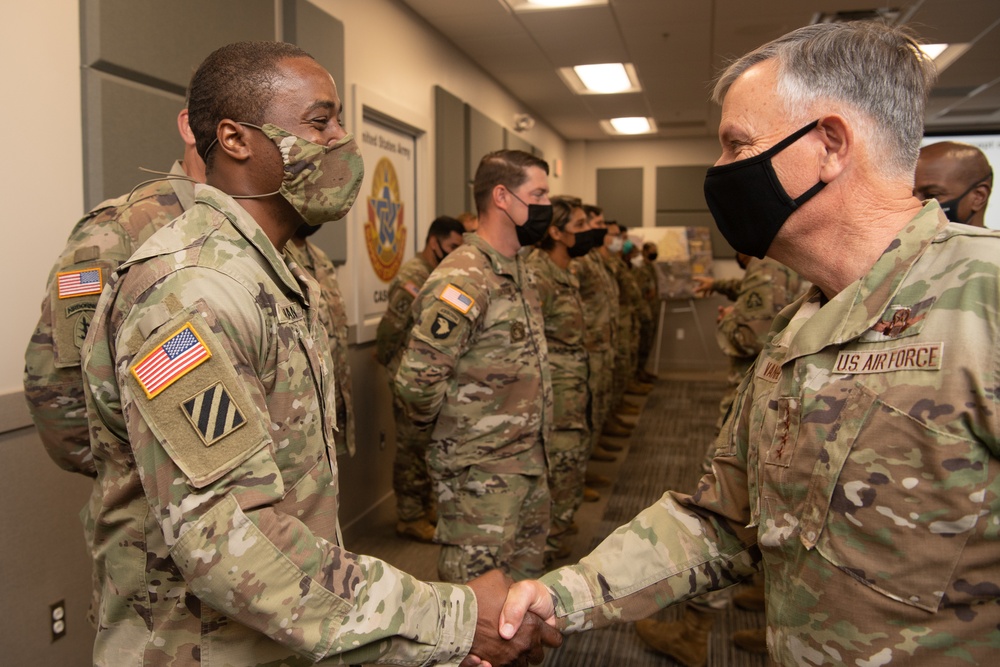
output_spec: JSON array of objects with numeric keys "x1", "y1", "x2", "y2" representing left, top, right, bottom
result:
[
  {"x1": 79, "y1": 41, "x2": 555, "y2": 666},
  {"x1": 637, "y1": 253, "x2": 806, "y2": 666},
  {"x1": 395, "y1": 149, "x2": 554, "y2": 584},
  {"x1": 633, "y1": 242, "x2": 660, "y2": 382},
  {"x1": 23, "y1": 108, "x2": 205, "y2": 626},
  {"x1": 525, "y1": 197, "x2": 591, "y2": 562},
  {"x1": 597, "y1": 222, "x2": 638, "y2": 440},
  {"x1": 283, "y1": 226, "x2": 355, "y2": 458},
  {"x1": 375, "y1": 215, "x2": 465, "y2": 542},
  {"x1": 569, "y1": 206, "x2": 619, "y2": 480},
  {"x1": 499, "y1": 22, "x2": 1000, "y2": 666}
]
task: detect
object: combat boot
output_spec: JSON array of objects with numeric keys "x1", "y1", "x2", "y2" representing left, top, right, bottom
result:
[
  {"x1": 599, "y1": 440, "x2": 624, "y2": 452},
  {"x1": 635, "y1": 605, "x2": 716, "y2": 667},
  {"x1": 617, "y1": 401, "x2": 641, "y2": 416},
  {"x1": 601, "y1": 420, "x2": 631, "y2": 437},
  {"x1": 396, "y1": 518, "x2": 436, "y2": 543},
  {"x1": 590, "y1": 448, "x2": 616, "y2": 462},
  {"x1": 733, "y1": 581, "x2": 765, "y2": 611},
  {"x1": 583, "y1": 487, "x2": 601, "y2": 502},
  {"x1": 584, "y1": 472, "x2": 611, "y2": 488},
  {"x1": 732, "y1": 627, "x2": 767, "y2": 654},
  {"x1": 626, "y1": 380, "x2": 653, "y2": 395}
]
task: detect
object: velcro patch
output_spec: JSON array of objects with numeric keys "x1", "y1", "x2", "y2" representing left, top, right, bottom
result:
[
  {"x1": 833, "y1": 343, "x2": 943, "y2": 375},
  {"x1": 432, "y1": 312, "x2": 459, "y2": 339},
  {"x1": 181, "y1": 381, "x2": 247, "y2": 446},
  {"x1": 57, "y1": 267, "x2": 103, "y2": 298},
  {"x1": 131, "y1": 323, "x2": 211, "y2": 399},
  {"x1": 403, "y1": 281, "x2": 420, "y2": 298},
  {"x1": 439, "y1": 284, "x2": 474, "y2": 313}
]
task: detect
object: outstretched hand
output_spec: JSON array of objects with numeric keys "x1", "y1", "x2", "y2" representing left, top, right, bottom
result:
[
  {"x1": 499, "y1": 579, "x2": 556, "y2": 641},
  {"x1": 462, "y1": 570, "x2": 561, "y2": 667}
]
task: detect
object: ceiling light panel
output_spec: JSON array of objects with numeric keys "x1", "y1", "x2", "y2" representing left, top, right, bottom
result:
[
  {"x1": 559, "y1": 63, "x2": 641, "y2": 95},
  {"x1": 601, "y1": 117, "x2": 657, "y2": 135},
  {"x1": 507, "y1": 0, "x2": 608, "y2": 11}
]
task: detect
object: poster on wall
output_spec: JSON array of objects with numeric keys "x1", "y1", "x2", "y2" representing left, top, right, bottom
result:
[{"x1": 354, "y1": 117, "x2": 417, "y2": 340}]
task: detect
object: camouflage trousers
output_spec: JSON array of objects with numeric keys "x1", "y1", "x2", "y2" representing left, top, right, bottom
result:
[
  {"x1": 612, "y1": 313, "x2": 635, "y2": 405},
  {"x1": 587, "y1": 347, "x2": 614, "y2": 453},
  {"x1": 547, "y1": 429, "x2": 589, "y2": 547},
  {"x1": 390, "y1": 391, "x2": 435, "y2": 522},
  {"x1": 637, "y1": 309, "x2": 656, "y2": 373},
  {"x1": 435, "y1": 468, "x2": 550, "y2": 583}
]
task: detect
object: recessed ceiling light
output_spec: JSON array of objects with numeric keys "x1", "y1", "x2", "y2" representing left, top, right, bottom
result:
[
  {"x1": 557, "y1": 63, "x2": 641, "y2": 95},
  {"x1": 508, "y1": 0, "x2": 608, "y2": 10},
  {"x1": 919, "y1": 43, "x2": 949, "y2": 60},
  {"x1": 601, "y1": 117, "x2": 656, "y2": 135}
]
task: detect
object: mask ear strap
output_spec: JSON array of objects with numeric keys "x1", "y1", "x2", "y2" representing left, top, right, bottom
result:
[{"x1": 792, "y1": 180, "x2": 827, "y2": 208}]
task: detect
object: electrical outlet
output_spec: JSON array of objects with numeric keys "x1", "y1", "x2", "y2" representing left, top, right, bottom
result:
[
  {"x1": 50, "y1": 600, "x2": 66, "y2": 641},
  {"x1": 676, "y1": 328, "x2": 685, "y2": 340}
]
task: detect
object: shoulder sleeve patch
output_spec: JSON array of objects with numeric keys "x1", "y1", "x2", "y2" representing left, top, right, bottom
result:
[
  {"x1": 125, "y1": 313, "x2": 269, "y2": 488},
  {"x1": 404, "y1": 281, "x2": 420, "y2": 298},
  {"x1": 439, "y1": 283, "x2": 475, "y2": 313},
  {"x1": 57, "y1": 267, "x2": 103, "y2": 298},
  {"x1": 130, "y1": 322, "x2": 211, "y2": 399}
]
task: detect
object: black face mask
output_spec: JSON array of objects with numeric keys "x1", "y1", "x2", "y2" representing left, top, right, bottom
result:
[
  {"x1": 704, "y1": 120, "x2": 826, "y2": 259},
  {"x1": 568, "y1": 227, "x2": 607, "y2": 258},
  {"x1": 504, "y1": 189, "x2": 553, "y2": 247},
  {"x1": 645, "y1": 251, "x2": 658, "y2": 262},
  {"x1": 938, "y1": 174, "x2": 990, "y2": 224}
]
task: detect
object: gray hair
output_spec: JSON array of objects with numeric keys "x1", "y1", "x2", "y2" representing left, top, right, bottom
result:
[{"x1": 713, "y1": 21, "x2": 937, "y2": 178}]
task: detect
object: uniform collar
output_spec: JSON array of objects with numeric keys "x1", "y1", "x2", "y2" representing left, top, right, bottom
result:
[
  {"x1": 772, "y1": 201, "x2": 947, "y2": 361},
  {"x1": 193, "y1": 184, "x2": 306, "y2": 301},
  {"x1": 466, "y1": 232, "x2": 521, "y2": 283},
  {"x1": 169, "y1": 160, "x2": 197, "y2": 212}
]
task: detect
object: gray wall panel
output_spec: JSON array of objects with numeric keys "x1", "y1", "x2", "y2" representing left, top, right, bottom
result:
[
  {"x1": 82, "y1": 0, "x2": 275, "y2": 90},
  {"x1": 597, "y1": 167, "x2": 643, "y2": 228},
  {"x1": 83, "y1": 70, "x2": 186, "y2": 206},
  {"x1": 503, "y1": 129, "x2": 533, "y2": 155},
  {"x1": 435, "y1": 86, "x2": 468, "y2": 217},
  {"x1": 655, "y1": 164, "x2": 708, "y2": 210},
  {"x1": 655, "y1": 165, "x2": 734, "y2": 258},
  {"x1": 466, "y1": 106, "x2": 505, "y2": 186}
]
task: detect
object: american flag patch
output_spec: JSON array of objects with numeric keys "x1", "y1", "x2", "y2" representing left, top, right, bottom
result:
[
  {"x1": 57, "y1": 268, "x2": 103, "y2": 298},
  {"x1": 131, "y1": 323, "x2": 211, "y2": 399},
  {"x1": 439, "y1": 284, "x2": 474, "y2": 313}
]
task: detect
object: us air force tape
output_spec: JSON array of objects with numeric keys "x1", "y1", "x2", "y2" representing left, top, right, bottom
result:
[{"x1": 125, "y1": 312, "x2": 268, "y2": 488}]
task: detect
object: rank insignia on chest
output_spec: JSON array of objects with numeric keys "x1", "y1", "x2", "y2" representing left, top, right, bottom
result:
[
  {"x1": 439, "y1": 284, "x2": 474, "y2": 313},
  {"x1": 181, "y1": 381, "x2": 246, "y2": 446},
  {"x1": 57, "y1": 267, "x2": 103, "y2": 298},
  {"x1": 131, "y1": 323, "x2": 212, "y2": 399},
  {"x1": 432, "y1": 313, "x2": 458, "y2": 339},
  {"x1": 511, "y1": 321, "x2": 526, "y2": 342}
]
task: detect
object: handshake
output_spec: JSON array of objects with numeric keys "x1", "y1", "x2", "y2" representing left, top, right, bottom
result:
[{"x1": 462, "y1": 570, "x2": 561, "y2": 667}]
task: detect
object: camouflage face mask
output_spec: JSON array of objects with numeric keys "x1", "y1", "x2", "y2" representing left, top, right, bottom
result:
[{"x1": 243, "y1": 123, "x2": 365, "y2": 227}]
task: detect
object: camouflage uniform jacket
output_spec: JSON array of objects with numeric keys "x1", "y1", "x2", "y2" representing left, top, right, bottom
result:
[
  {"x1": 711, "y1": 276, "x2": 743, "y2": 301},
  {"x1": 24, "y1": 163, "x2": 193, "y2": 475},
  {"x1": 526, "y1": 248, "x2": 589, "y2": 431},
  {"x1": 283, "y1": 239, "x2": 356, "y2": 457},
  {"x1": 81, "y1": 185, "x2": 475, "y2": 666},
  {"x1": 634, "y1": 260, "x2": 658, "y2": 322},
  {"x1": 375, "y1": 253, "x2": 433, "y2": 376},
  {"x1": 541, "y1": 203, "x2": 1000, "y2": 665},
  {"x1": 716, "y1": 256, "x2": 805, "y2": 380},
  {"x1": 395, "y1": 233, "x2": 553, "y2": 477},
  {"x1": 570, "y1": 250, "x2": 618, "y2": 352}
]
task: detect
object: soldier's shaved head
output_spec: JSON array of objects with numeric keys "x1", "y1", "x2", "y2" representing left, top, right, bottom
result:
[
  {"x1": 914, "y1": 141, "x2": 993, "y2": 226},
  {"x1": 187, "y1": 41, "x2": 314, "y2": 168}
]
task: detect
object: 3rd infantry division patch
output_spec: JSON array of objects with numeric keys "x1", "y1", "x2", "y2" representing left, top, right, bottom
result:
[{"x1": 181, "y1": 381, "x2": 246, "y2": 446}]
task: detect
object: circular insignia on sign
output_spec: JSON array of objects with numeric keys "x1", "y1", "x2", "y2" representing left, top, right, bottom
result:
[{"x1": 365, "y1": 157, "x2": 407, "y2": 282}]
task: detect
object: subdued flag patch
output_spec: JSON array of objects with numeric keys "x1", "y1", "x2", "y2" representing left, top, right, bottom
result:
[
  {"x1": 131, "y1": 323, "x2": 211, "y2": 399},
  {"x1": 57, "y1": 268, "x2": 103, "y2": 298},
  {"x1": 439, "y1": 284, "x2": 474, "y2": 313},
  {"x1": 181, "y1": 381, "x2": 246, "y2": 446}
]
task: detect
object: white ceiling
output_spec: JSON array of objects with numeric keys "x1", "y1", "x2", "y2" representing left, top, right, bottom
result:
[{"x1": 398, "y1": 0, "x2": 1000, "y2": 142}]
